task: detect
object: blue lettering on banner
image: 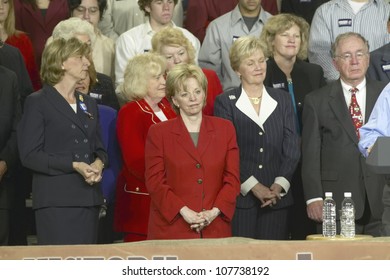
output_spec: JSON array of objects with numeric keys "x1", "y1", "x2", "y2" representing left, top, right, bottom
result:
[{"x1": 338, "y1": 19, "x2": 352, "y2": 27}]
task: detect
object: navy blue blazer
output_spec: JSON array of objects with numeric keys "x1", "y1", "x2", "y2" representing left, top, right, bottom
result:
[
  {"x1": 17, "y1": 85, "x2": 108, "y2": 209},
  {"x1": 367, "y1": 43, "x2": 390, "y2": 82},
  {"x1": 214, "y1": 86, "x2": 300, "y2": 209}
]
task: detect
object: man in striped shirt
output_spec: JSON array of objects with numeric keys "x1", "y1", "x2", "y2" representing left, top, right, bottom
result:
[{"x1": 308, "y1": 0, "x2": 390, "y2": 81}]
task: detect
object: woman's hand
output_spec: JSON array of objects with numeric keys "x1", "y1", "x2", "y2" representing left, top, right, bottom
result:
[
  {"x1": 180, "y1": 206, "x2": 207, "y2": 233},
  {"x1": 251, "y1": 183, "x2": 279, "y2": 208},
  {"x1": 72, "y1": 161, "x2": 101, "y2": 186}
]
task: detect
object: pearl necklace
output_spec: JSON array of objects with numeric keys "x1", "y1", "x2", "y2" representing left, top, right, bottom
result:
[{"x1": 249, "y1": 96, "x2": 262, "y2": 105}]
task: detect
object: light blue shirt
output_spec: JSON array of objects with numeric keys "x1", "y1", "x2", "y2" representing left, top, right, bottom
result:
[{"x1": 359, "y1": 83, "x2": 390, "y2": 157}]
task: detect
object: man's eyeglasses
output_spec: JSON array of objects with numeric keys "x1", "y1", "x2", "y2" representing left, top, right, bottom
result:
[
  {"x1": 74, "y1": 6, "x2": 99, "y2": 15},
  {"x1": 335, "y1": 51, "x2": 368, "y2": 62}
]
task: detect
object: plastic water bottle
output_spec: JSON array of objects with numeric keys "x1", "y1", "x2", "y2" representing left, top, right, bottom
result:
[
  {"x1": 340, "y1": 192, "x2": 355, "y2": 238},
  {"x1": 322, "y1": 192, "x2": 336, "y2": 238}
]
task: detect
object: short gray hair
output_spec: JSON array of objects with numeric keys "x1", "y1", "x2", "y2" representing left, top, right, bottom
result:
[{"x1": 51, "y1": 17, "x2": 96, "y2": 48}]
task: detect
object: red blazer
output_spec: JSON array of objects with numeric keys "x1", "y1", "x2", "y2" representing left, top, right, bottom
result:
[
  {"x1": 145, "y1": 115, "x2": 240, "y2": 240},
  {"x1": 14, "y1": 0, "x2": 70, "y2": 69},
  {"x1": 114, "y1": 98, "x2": 176, "y2": 235},
  {"x1": 202, "y1": 68, "x2": 223, "y2": 116},
  {"x1": 6, "y1": 33, "x2": 42, "y2": 91}
]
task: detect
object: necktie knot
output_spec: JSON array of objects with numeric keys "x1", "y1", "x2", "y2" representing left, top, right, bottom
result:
[{"x1": 350, "y1": 87, "x2": 358, "y2": 95}]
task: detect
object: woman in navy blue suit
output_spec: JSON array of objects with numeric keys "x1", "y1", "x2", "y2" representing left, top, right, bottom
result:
[
  {"x1": 17, "y1": 37, "x2": 107, "y2": 245},
  {"x1": 214, "y1": 36, "x2": 300, "y2": 240}
]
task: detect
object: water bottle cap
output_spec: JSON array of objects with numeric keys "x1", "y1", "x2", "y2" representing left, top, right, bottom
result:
[
  {"x1": 325, "y1": 192, "x2": 332, "y2": 197},
  {"x1": 344, "y1": 192, "x2": 352, "y2": 197}
]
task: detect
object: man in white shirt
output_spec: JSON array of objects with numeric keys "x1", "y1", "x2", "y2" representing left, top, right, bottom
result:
[{"x1": 115, "y1": 0, "x2": 200, "y2": 90}]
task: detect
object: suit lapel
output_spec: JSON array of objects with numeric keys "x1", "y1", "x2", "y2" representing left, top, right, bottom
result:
[
  {"x1": 365, "y1": 80, "x2": 381, "y2": 123},
  {"x1": 197, "y1": 117, "x2": 214, "y2": 158},
  {"x1": 328, "y1": 81, "x2": 358, "y2": 144},
  {"x1": 380, "y1": 45, "x2": 390, "y2": 82},
  {"x1": 44, "y1": 86, "x2": 88, "y2": 135}
]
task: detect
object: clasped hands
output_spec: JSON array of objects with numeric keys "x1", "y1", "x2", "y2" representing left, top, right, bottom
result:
[
  {"x1": 252, "y1": 183, "x2": 282, "y2": 208},
  {"x1": 73, "y1": 158, "x2": 104, "y2": 186},
  {"x1": 180, "y1": 206, "x2": 220, "y2": 233}
]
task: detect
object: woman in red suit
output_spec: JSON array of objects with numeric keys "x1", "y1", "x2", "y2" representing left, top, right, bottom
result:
[
  {"x1": 13, "y1": 0, "x2": 69, "y2": 70},
  {"x1": 151, "y1": 27, "x2": 223, "y2": 116},
  {"x1": 145, "y1": 64, "x2": 240, "y2": 239},
  {"x1": 0, "y1": 0, "x2": 41, "y2": 90},
  {"x1": 114, "y1": 52, "x2": 176, "y2": 242}
]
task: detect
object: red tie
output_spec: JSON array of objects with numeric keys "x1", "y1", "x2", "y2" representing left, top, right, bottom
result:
[{"x1": 349, "y1": 87, "x2": 363, "y2": 139}]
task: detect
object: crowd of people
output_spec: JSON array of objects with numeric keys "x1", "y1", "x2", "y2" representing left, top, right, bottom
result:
[{"x1": 1, "y1": 0, "x2": 390, "y2": 246}]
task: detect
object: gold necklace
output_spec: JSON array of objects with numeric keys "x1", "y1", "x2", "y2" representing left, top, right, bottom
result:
[{"x1": 249, "y1": 96, "x2": 262, "y2": 105}]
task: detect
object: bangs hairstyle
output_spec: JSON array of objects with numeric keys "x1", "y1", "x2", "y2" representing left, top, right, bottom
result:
[
  {"x1": 166, "y1": 64, "x2": 208, "y2": 114},
  {"x1": 138, "y1": 0, "x2": 178, "y2": 17},
  {"x1": 151, "y1": 27, "x2": 196, "y2": 64},
  {"x1": 120, "y1": 52, "x2": 166, "y2": 101},
  {"x1": 40, "y1": 37, "x2": 91, "y2": 85},
  {"x1": 229, "y1": 36, "x2": 267, "y2": 72},
  {"x1": 260, "y1": 13, "x2": 309, "y2": 60}
]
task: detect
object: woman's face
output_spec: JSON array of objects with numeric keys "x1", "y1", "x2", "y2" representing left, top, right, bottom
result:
[
  {"x1": 160, "y1": 45, "x2": 189, "y2": 71},
  {"x1": 0, "y1": 0, "x2": 10, "y2": 24},
  {"x1": 172, "y1": 77, "x2": 205, "y2": 117},
  {"x1": 272, "y1": 24, "x2": 301, "y2": 60},
  {"x1": 72, "y1": 0, "x2": 100, "y2": 28},
  {"x1": 237, "y1": 49, "x2": 267, "y2": 87},
  {"x1": 75, "y1": 74, "x2": 90, "y2": 94},
  {"x1": 62, "y1": 54, "x2": 91, "y2": 82},
  {"x1": 146, "y1": 71, "x2": 166, "y2": 102}
]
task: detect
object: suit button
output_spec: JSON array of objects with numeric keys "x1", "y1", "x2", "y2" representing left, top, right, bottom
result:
[
  {"x1": 84, "y1": 154, "x2": 89, "y2": 158},
  {"x1": 83, "y1": 139, "x2": 88, "y2": 143},
  {"x1": 258, "y1": 165, "x2": 263, "y2": 169},
  {"x1": 74, "y1": 139, "x2": 79, "y2": 144},
  {"x1": 135, "y1": 187, "x2": 140, "y2": 192},
  {"x1": 75, "y1": 154, "x2": 80, "y2": 159},
  {"x1": 84, "y1": 124, "x2": 89, "y2": 128},
  {"x1": 196, "y1": 163, "x2": 201, "y2": 168},
  {"x1": 197, "y1": 179, "x2": 203, "y2": 184},
  {"x1": 71, "y1": 124, "x2": 76, "y2": 129},
  {"x1": 259, "y1": 148, "x2": 264, "y2": 152},
  {"x1": 259, "y1": 131, "x2": 263, "y2": 136}
]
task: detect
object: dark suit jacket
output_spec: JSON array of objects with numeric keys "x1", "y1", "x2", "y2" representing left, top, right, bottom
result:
[
  {"x1": 214, "y1": 86, "x2": 300, "y2": 210},
  {"x1": 145, "y1": 115, "x2": 240, "y2": 239},
  {"x1": 264, "y1": 58, "x2": 326, "y2": 129},
  {"x1": 90, "y1": 73, "x2": 120, "y2": 111},
  {"x1": 17, "y1": 85, "x2": 107, "y2": 209},
  {"x1": 0, "y1": 66, "x2": 22, "y2": 209},
  {"x1": 301, "y1": 79, "x2": 387, "y2": 220},
  {"x1": 0, "y1": 43, "x2": 34, "y2": 106},
  {"x1": 367, "y1": 43, "x2": 390, "y2": 82}
]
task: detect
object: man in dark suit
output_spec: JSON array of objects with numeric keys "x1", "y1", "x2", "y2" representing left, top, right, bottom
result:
[
  {"x1": 302, "y1": 32, "x2": 387, "y2": 236},
  {"x1": 366, "y1": 43, "x2": 390, "y2": 83},
  {"x1": 0, "y1": 43, "x2": 34, "y2": 107},
  {"x1": 0, "y1": 66, "x2": 22, "y2": 245}
]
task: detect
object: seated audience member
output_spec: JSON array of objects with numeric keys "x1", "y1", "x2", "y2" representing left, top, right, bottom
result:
[
  {"x1": 50, "y1": 17, "x2": 120, "y2": 110},
  {"x1": 281, "y1": 0, "x2": 329, "y2": 24},
  {"x1": 114, "y1": 52, "x2": 176, "y2": 242},
  {"x1": 17, "y1": 37, "x2": 107, "y2": 245},
  {"x1": 115, "y1": 0, "x2": 200, "y2": 89},
  {"x1": 69, "y1": 0, "x2": 115, "y2": 80},
  {"x1": 198, "y1": 0, "x2": 272, "y2": 91},
  {"x1": 261, "y1": 13, "x2": 326, "y2": 240},
  {"x1": 302, "y1": 32, "x2": 387, "y2": 237},
  {"x1": 99, "y1": 0, "x2": 184, "y2": 41},
  {"x1": 152, "y1": 27, "x2": 222, "y2": 115},
  {"x1": 214, "y1": 36, "x2": 300, "y2": 240},
  {"x1": 308, "y1": 0, "x2": 390, "y2": 81},
  {"x1": 0, "y1": 66, "x2": 22, "y2": 246},
  {"x1": 145, "y1": 63, "x2": 240, "y2": 240},
  {"x1": 13, "y1": 0, "x2": 70, "y2": 69},
  {"x1": 0, "y1": 0, "x2": 41, "y2": 90}
]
